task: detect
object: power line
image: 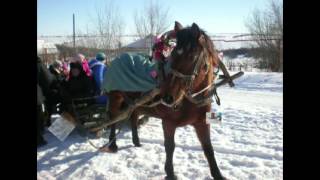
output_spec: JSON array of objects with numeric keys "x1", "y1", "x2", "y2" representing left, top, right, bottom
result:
[{"x1": 38, "y1": 34, "x2": 282, "y2": 43}]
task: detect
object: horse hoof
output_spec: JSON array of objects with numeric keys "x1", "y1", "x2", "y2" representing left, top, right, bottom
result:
[
  {"x1": 164, "y1": 175, "x2": 177, "y2": 180},
  {"x1": 134, "y1": 143, "x2": 142, "y2": 147},
  {"x1": 99, "y1": 146, "x2": 118, "y2": 153},
  {"x1": 108, "y1": 144, "x2": 118, "y2": 152},
  {"x1": 213, "y1": 176, "x2": 228, "y2": 180}
]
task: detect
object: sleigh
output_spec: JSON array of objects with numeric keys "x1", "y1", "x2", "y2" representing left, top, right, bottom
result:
[
  {"x1": 70, "y1": 59, "x2": 244, "y2": 135},
  {"x1": 68, "y1": 96, "x2": 109, "y2": 134},
  {"x1": 49, "y1": 59, "x2": 243, "y2": 147}
]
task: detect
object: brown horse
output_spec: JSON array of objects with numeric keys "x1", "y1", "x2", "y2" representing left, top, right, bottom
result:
[{"x1": 106, "y1": 22, "x2": 227, "y2": 180}]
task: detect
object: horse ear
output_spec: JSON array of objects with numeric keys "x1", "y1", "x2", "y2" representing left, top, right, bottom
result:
[
  {"x1": 191, "y1": 23, "x2": 200, "y2": 38},
  {"x1": 174, "y1": 21, "x2": 183, "y2": 31}
]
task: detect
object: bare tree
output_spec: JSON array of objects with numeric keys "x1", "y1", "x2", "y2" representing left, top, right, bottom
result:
[
  {"x1": 134, "y1": 0, "x2": 171, "y2": 39},
  {"x1": 89, "y1": 0, "x2": 125, "y2": 51},
  {"x1": 83, "y1": 24, "x2": 99, "y2": 50},
  {"x1": 75, "y1": 27, "x2": 100, "y2": 57},
  {"x1": 245, "y1": 0, "x2": 283, "y2": 72}
]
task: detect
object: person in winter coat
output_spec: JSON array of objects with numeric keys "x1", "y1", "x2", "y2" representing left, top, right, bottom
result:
[
  {"x1": 71, "y1": 53, "x2": 92, "y2": 77},
  {"x1": 62, "y1": 59, "x2": 70, "y2": 77},
  {"x1": 88, "y1": 52, "x2": 108, "y2": 104},
  {"x1": 37, "y1": 56, "x2": 54, "y2": 147},
  {"x1": 60, "y1": 61, "x2": 95, "y2": 112},
  {"x1": 47, "y1": 60, "x2": 66, "y2": 118},
  {"x1": 49, "y1": 60, "x2": 66, "y2": 82},
  {"x1": 89, "y1": 52, "x2": 108, "y2": 95}
]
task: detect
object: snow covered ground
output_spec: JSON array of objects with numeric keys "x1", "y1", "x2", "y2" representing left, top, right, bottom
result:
[{"x1": 37, "y1": 72, "x2": 283, "y2": 180}]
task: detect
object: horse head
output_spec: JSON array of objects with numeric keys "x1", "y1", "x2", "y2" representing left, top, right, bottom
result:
[{"x1": 162, "y1": 22, "x2": 219, "y2": 107}]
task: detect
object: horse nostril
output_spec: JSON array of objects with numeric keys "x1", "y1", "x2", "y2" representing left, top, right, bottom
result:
[{"x1": 163, "y1": 94, "x2": 174, "y2": 104}]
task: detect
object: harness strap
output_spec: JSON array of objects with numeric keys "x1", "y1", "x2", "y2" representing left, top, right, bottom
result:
[
  {"x1": 171, "y1": 69, "x2": 195, "y2": 80},
  {"x1": 190, "y1": 83, "x2": 213, "y2": 98},
  {"x1": 184, "y1": 81, "x2": 221, "y2": 107},
  {"x1": 185, "y1": 95, "x2": 213, "y2": 107},
  {"x1": 212, "y1": 87, "x2": 221, "y2": 105}
]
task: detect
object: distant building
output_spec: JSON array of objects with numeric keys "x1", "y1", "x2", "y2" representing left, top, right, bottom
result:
[
  {"x1": 37, "y1": 40, "x2": 59, "y2": 65},
  {"x1": 123, "y1": 34, "x2": 156, "y2": 55}
]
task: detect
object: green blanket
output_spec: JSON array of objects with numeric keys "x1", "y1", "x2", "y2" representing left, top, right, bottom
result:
[{"x1": 102, "y1": 53, "x2": 170, "y2": 92}]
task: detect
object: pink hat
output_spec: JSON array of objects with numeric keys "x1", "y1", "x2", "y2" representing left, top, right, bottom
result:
[{"x1": 71, "y1": 53, "x2": 85, "y2": 63}]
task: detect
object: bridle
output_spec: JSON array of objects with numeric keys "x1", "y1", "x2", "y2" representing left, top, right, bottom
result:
[
  {"x1": 167, "y1": 44, "x2": 218, "y2": 108},
  {"x1": 171, "y1": 48, "x2": 208, "y2": 92}
]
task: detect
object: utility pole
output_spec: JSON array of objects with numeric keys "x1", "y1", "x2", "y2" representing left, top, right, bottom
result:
[
  {"x1": 279, "y1": 39, "x2": 283, "y2": 72},
  {"x1": 73, "y1": 13, "x2": 76, "y2": 53}
]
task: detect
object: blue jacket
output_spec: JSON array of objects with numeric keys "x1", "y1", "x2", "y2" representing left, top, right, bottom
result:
[{"x1": 89, "y1": 59, "x2": 107, "y2": 95}]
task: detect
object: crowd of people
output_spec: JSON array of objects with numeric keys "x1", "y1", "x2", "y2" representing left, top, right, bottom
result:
[{"x1": 37, "y1": 52, "x2": 108, "y2": 147}]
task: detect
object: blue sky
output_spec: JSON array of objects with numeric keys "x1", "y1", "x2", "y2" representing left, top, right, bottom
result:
[{"x1": 37, "y1": 0, "x2": 270, "y2": 36}]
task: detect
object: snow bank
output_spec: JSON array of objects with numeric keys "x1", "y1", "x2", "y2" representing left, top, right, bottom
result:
[
  {"x1": 37, "y1": 72, "x2": 283, "y2": 180},
  {"x1": 223, "y1": 71, "x2": 283, "y2": 92}
]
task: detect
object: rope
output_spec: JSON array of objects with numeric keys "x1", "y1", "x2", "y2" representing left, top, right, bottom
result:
[{"x1": 86, "y1": 126, "x2": 122, "y2": 152}]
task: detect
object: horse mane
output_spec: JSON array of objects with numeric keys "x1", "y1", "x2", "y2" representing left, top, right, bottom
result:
[
  {"x1": 176, "y1": 26, "x2": 219, "y2": 67},
  {"x1": 199, "y1": 29, "x2": 219, "y2": 67}
]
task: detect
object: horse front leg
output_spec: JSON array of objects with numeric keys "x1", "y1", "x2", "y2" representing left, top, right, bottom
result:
[
  {"x1": 130, "y1": 111, "x2": 141, "y2": 147},
  {"x1": 162, "y1": 120, "x2": 177, "y2": 180},
  {"x1": 193, "y1": 122, "x2": 227, "y2": 180}
]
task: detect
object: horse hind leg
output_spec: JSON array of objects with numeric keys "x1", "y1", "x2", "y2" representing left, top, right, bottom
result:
[
  {"x1": 107, "y1": 91, "x2": 125, "y2": 152},
  {"x1": 193, "y1": 122, "x2": 227, "y2": 180},
  {"x1": 107, "y1": 124, "x2": 118, "y2": 152}
]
